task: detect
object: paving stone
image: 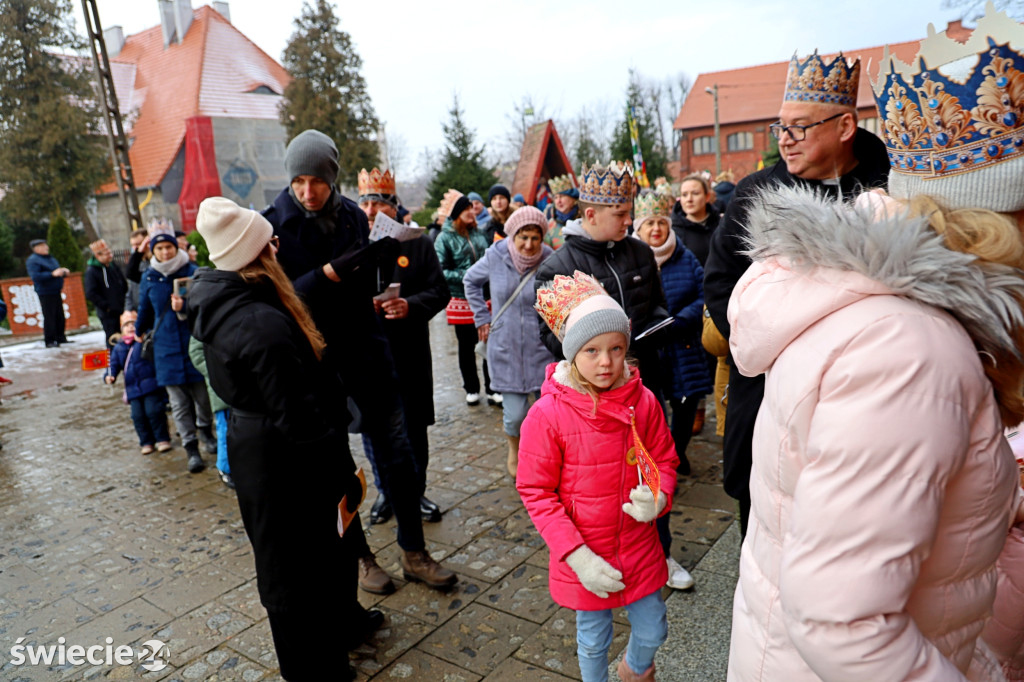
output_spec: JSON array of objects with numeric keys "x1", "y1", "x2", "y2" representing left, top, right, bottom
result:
[
  {"x1": 484, "y1": 510, "x2": 544, "y2": 550},
  {"x1": 421, "y1": 506, "x2": 503, "y2": 547},
  {"x1": 64, "y1": 596, "x2": 170, "y2": 649},
  {"x1": 442, "y1": 537, "x2": 537, "y2": 583},
  {"x1": 224, "y1": 620, "x2": 278, "y2": 670},
  {"x1": 433, "y1": 465, "x2": 506, "y2": 495},
  {"x1": 219, "y1": 545, "x2": 257, "y2": 581},
  {"x1": 149, "y1": 601, "x2": 254, "y2": 664},
  {"x1": 516, "y1": 608, "x2": 627, "y2": 679},
  {"x1": 420, "y1": 485, "x2": 474, "y2": 516},
  {"x1": 379, "y1": 576, "x2": 485, "y2": 626},
  {"x1": 525, "y1": 547, "x2": 549, "y2": 570},
  {"x1": 479, "y1": 657, "x2": 577, "y2": 680},
  {"x1": 477, "y1": 564, "x2": 559, "y2": 624},
  {"x1": 1, "y1": 595, "x2": 97, "y2": 642},
  {"x1": 455, "y1": 486, "x2": 525, "y2": 517},
  {"x1": 419, "y1": 604, "x2": 540, "y2": 676},
  {"x1": 692, "y1": 521, "x2": 741, "y2": 580},
  {"x1": 664, "y1": 506, "x2": 736, "y2": 546},
  {"x1": 158, "y1": 645, "x2": 270, "y2": 681},
  {"x1": 351, "y1": 608, "x2": 434, "y2": 677},
  {"x1": 71, "y1": 563, "x2": 173, "y2": 614},
  {"x1": 374, "y1": 648, "x2": 481, "y2": 681},
  {"x1": 217, "y1": 580, "x2": 267, "y2": 622},
  {"x1": 142, "y1": 565, "x2": 248, "y2": 617},
  {"x1": 677, "y1": 483, "x2": 740, "y2": 513}
]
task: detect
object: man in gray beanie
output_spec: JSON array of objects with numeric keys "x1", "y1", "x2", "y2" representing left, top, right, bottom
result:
[{"x1": 262, "y1": 130, "x2": 457, "y2": 597}]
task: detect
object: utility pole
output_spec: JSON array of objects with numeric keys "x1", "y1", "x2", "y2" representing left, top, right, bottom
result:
[
  {"x1": 80, "y1": 0, "x2": 143, "y2": 232},
  {"x1": 705, "y1": 84, "x2": 721, "y2": 176}
]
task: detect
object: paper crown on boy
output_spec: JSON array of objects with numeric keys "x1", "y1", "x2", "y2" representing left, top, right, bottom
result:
[
  {"x1": 870, "y1": 1, "x2": 1024, "y2": 211},
  {"x1": 535, "y1": 270, "x2": 631, "y2": 361},
  {"x1": 784, "y1": 51, "x2": 861, "y2": 108},
  {"x1": 578, "y1": 162, "x2": 634, "y2": 205},
  {"x1": 358, "y1": 168, "x2": 397, "y2": 205}
]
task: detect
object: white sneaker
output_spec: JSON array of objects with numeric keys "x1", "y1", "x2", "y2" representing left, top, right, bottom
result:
[
  {"x1": 666, "y1": 557, "x2": 695, "y2": 590},
  {"x1": 487, "y1": 392, "x2": 503, "y2": 406},
  {"x1": 465, "y1": 392, "x2": 480, "y2": 405}
]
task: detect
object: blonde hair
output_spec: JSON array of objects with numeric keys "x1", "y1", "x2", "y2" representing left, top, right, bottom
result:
[
  {"x1": 568, "y1": 356, "x2": 636, "y2": 414},
  {"x1": 238, "y1": 247, "x2": 327, "y2": 361},
  {"x1": 906, "y1": 194, "x2": 1024, "y2": 426}
]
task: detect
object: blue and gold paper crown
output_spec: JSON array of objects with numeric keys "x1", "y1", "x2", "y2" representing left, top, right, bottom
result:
[
  {"x1": 578, "y1": 161, "x2": 634, "y2": 205},
  {"x1": 784, "y1": 51, "x2": 861, "y2": 108},
  {"x1": 870, "y1": 1, "x2": 1024, "y2": 211}
]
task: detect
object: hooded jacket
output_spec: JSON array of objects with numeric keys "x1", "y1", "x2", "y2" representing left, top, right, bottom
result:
[
  {"x1": 434, "y1": 218, "x2": 490, "y2": 300},
  {"x1": 464, "y1": 240, "x2": 555, "y2": 394},
  {"x1": 518, "y1": 362, "x2": 678, "y2": 611},
  {"x1": 188, "y1": 268, "x2": 356, "y2": 611},
  {"x1": 670, "y1": 200, "x2": 720, "y2": 266},
  {"x1": 84, "y1": 256, "x2": 128, "y2": 318},
  {"x1": 726, "y1": 187, "x2": 1024, "y2": 681}
]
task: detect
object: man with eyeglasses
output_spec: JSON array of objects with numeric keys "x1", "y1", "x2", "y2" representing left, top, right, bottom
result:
[
  {"x1": 703, "y1": 52, "x2": 889, "y2": 538},
  {"x1": 85, "y1": 239, "x2": 129, "y2": 349}
]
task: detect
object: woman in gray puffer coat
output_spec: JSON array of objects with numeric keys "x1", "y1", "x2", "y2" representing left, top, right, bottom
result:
[{"x1": 464, "y1": 206, "x2": 554, "y2": 477}]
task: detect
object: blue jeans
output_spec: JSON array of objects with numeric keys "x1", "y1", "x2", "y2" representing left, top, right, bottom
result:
[
  {"x1": 129, "y1": 391, "x2": 169, "y2": 446},
  {"x1": 215, "y1": 409, "x2": 230, "y2": 474},
  {"x1": 576, "y1": 589, "x2": 667, "y2": 682},
  {"x1": 501, "y1": 391, "x2": 538, "y2": 437}
]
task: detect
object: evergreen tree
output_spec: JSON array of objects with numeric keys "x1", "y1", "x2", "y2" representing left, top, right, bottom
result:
[
  {"x1": 570, "y1": 111, "x2": 605, "y2": 170},
  {"x1": 280, "y1": 0, "x2": 379, "y2": 183},
  {"x1": 0, "y1": 213, "x2": 16, "y2": 279},
  {"x1": 426, "y1": 96, "x2": 496, "y2": 207},
  {"x1": 610, "y1": 71, "x2": 669, "y2": 182},
  {"x1": 761, "y1": 136, "x2": 781, "y2": 167},
  {"x1": 47, "y1": 214, "x2": 83, "y2": 272},
  {"x1": 0, "y1": 0, "x2": 108, "y2": 239}
]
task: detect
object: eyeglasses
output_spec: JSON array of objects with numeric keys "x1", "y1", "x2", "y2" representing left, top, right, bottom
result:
[
  {"x1": 269, "y1": 236, "x2": 280, "y2": 249},
  {"x1": 769, "y1": 112, "x2": 845, "y2": 141}
]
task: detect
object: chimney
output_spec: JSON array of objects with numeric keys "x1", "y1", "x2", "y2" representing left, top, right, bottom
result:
[
  {"x1": 103, "y1": 25, "x2": 124, "y2": 58},
  {"x1": 158, "y1": 0, "x2": 175, "y2": 46},
  {"x1": 174, "y1": 0, "x2": 193, "y2": 43},
  {"x1": 211, "y1": 1, "x2": 230, "y2": 22}
]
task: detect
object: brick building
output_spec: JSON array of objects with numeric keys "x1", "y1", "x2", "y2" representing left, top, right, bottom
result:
[{"x1": 672, "y1": 21, "x2": 972, "y2": 182}]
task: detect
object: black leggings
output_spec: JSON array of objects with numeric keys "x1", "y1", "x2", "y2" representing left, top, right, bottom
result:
[{"x1": 453, "y1": 323, "x2": 491, "y2": 394}]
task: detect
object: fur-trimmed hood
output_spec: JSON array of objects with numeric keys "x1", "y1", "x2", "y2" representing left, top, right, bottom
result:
[{"x1": 729, "y1": 186, "x2": 1024, "y2": 376}]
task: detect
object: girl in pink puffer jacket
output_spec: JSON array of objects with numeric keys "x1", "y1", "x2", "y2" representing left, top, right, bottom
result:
[{"x1": 519, "y1": 271, "x2": 679, "y2": 682}]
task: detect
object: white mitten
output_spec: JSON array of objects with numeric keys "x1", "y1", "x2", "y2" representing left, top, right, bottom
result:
[
  {"x1": 621, "y1": 484, "x2": 666, "y2": 523},
  {"x1": 565, "y1": 545, "x2": 625, "y2": 598}
]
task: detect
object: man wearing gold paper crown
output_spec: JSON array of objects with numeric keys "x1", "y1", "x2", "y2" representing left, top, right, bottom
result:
[
  {"x1": 355, "y1": 167, "x2": 448, "y2": 530},
  {"x1": 703, "y1": 51, "x2": 889, "y2": 538},
  {"x1": 260, "y1": 132, "x2": 456, "y2": 614}
]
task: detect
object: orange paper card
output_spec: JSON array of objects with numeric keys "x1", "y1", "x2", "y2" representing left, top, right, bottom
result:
[
  {"x1": 337, "y1": 468, "x2": 367, "y2": 537},
  {"x1": 629, "y1": 407, "x2": 661, "y2": 503}
]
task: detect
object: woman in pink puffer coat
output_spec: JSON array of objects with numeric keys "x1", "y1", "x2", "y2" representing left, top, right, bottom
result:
[{"x1": 726, "y1": 187, "x2": 1024, "y2": 681}]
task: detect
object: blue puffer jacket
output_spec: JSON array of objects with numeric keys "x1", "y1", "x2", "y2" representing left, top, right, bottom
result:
[
  {"x1": 658, "y1": 243, "x2": 713, "y2": 400},
  {"x1": 26, "y1": 253, "x2": 65, "y2": 295},
  {"x1": 464, "y1": 242, "x2": 555, "y2": 394},
  {"x1": 106, "y1": 339, "x2": 165, "y2": 400},
  {"x1": 136, "y1": 262, "x2": 203, "y2": 387}
]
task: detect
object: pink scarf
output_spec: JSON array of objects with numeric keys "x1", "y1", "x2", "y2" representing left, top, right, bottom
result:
[{"x1": 507, "y1": 236, "x2": 544, "y2": 274}]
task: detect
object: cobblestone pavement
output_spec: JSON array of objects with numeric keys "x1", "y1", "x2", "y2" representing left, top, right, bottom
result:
[{"x1": 0, "y1": 318, "x2": 739, "y2": 681}]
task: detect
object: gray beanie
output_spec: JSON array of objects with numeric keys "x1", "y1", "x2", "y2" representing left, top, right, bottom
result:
[
  {"x1": 561, "y1": 298, "x2": 631, "y2": 361},
  {"x1": 285, "y1": 130, "x2": 340, "y2": 185}
]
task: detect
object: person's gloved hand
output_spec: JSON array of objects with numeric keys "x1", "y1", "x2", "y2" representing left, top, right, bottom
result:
[
  {"x1": 328, "y1": 237, "x2": 400, "y2": 289},
  {"x1": 565, "y1": 545, "x2": 625, "y2": 598},
  {"x1": 621, "y1": 484, "x2": 666, "y2": 523}
]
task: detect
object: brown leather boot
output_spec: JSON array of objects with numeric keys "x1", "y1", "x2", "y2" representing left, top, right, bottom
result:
[
  {"x1": 358, "y1": 555, "x2": 395, "y2": 595},
  {"x1": 691, "y1": 404, "x2": 706, "y2": 435},
  {"x1": 401, "y1": 550, "x2": 457, "y2": 589},
  {"x1": 617, "y1": 657, "x2": 656, "y2": 681}
]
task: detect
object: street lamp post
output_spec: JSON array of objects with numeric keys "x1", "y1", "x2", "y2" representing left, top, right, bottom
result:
[{"x1": 705, "y1": 84, "x2": 721, "y2": 176}]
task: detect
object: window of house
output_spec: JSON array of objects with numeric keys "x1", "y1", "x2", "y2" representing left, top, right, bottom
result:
[
  {"x1": 693, "y1": 136, "x2": 717, "y2": 155},
  {"x1": 727, "y1": 131, "x2": 753, "y2": 151},
  {"x1": 859, "y1": 116, "x2": 881, "y2": 136}
]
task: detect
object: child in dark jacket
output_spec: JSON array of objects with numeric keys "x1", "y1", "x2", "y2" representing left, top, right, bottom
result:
[{"x1": 105, "y1": 311, "x2": 170, "y2": 455}]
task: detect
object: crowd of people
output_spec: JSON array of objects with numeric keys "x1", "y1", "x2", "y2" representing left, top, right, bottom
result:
[{"x1": 21, "y1": 6, "x2": 1024, "y2": 680}]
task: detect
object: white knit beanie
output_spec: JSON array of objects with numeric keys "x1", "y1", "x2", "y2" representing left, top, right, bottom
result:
[{"x1": 196, "y1": 197, "x2": 274, "y2": 271}]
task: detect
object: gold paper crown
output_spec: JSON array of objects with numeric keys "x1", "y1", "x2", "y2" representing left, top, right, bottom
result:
[
  {"x1": 437, "y1": 189, "x2": 463, "y2": 218},
  {"x1": 578, "y1": 161, "x2": 634, "y2": 205},
  {"x1": 535, "y1": 270, "x2": 610, "y2": 339},
  {"x1": 784, "y1": 51, "x2": 861, "y2": 108},
  {"x1": 633, "y1": 188, "x2": 676, "y2": 223},
  {"x1": 358, "y1": 168, "x2": 396, "y2": 197},
  {"x1": 549, "y1": 174, "x2": 577, "y2": 195}
]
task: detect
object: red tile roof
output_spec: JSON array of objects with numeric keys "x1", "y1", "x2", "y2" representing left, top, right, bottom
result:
[
  {"x1": 99, "y1": 5, "x2": 289, "y2": 193},
  {"x1": 674, "y1": 23, "x2": 972, "y2": 131}
]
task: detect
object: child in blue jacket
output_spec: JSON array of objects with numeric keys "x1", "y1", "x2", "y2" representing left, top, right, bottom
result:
[{"x1": 105, "y1": 311, "x2": 170, "y2": 454}]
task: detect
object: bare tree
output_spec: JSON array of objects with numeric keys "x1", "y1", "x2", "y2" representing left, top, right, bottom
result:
[{"x1": 941, "y1": 0, "x2": 1024, "y2": 22}]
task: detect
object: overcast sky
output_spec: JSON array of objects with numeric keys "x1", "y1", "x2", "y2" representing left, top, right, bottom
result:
[{"x1": 72, "y1": 0, "x2": 965, "y2": 176}]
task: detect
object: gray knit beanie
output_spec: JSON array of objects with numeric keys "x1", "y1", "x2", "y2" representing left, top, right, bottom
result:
[
  {"x1": 285, "y1": 130, "x2": 340, "y2": 185},
  {"x1": 561, "y1": 298, "x2": 631, "y2": 361}
]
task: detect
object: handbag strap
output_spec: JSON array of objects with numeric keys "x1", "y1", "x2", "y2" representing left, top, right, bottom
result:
[{"x1": 491, "y1": 265, "x2": 540, "y2": 328}]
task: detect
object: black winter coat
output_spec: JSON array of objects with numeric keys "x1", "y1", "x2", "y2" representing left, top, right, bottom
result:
[
  {"x1": 379, "y1": 235, "x2": 449, "y2": 427},
  {"x1": 670, "y1": 201, "x2": 721, "y2": 266},
  {"x1": 535, "y1": 222, "x2": 669, "y2": 395},
  {"x1": 84, "y1": 259, "x2": 128, "y2": 318},
  {"x1": 703, "y1": 128, "x2": 890, "y2": 503},
  {"x1": 188, "y1": 269, "x2": 357, "y2": 611}
]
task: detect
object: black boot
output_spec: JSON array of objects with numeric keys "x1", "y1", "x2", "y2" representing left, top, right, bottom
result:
[
  {"x1": 420, "y1": 496, "x2": 441, "y2": 522},
  {"x1": 185, "y1": 441, "x2": 206, "y2": 474},
  {"x1": 197, "y1": 426, "x2": 218, "y2": 455},
  {"x1": 370, "y1": 494, "x2": 392, "y2": 525}
]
